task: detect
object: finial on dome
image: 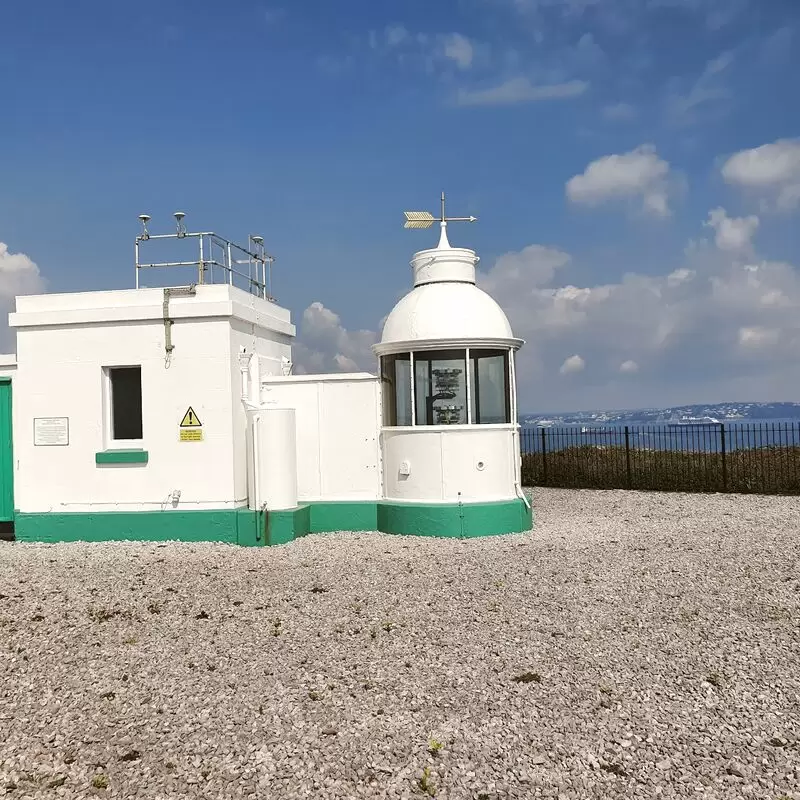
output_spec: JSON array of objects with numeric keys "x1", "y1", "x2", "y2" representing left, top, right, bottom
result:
[{"x1": 403, "y1": 191, "x2": 477, "y2": 249}]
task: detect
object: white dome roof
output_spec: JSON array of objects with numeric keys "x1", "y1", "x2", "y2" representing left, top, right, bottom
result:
[
  {"x1": 373, "y1": 217, "x2": 522, "y2": 355},
  {"x1": 377, "y1": 281, "x2": 519, "y2": 351}
]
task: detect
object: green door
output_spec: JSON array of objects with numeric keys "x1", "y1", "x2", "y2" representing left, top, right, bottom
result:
[{"x1": 0, "y1": 380, "x2": 13, "y2": 523}]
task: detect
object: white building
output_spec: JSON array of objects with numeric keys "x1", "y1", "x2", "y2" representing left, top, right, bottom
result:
[{"x1": 0, "y1": 206, "x2": 532, "y2": 544}]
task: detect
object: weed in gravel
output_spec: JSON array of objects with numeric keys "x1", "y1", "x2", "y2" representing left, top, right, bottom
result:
[
  {"x1": 308, "y1": 690, "x2": 321, "y2": 701},
  {"x1": 417, "y1": 766, "x2": 436, "y2": 796},
  {"x1": 147, "y1": 601, "x2": 162, "y2": 614},
  {"x1": 272, "y1": 618, "x2": 282, "y2": 636},
  {"x1": 370, "y1": 628, "x2": 377, "y2": 640},
  {"x1": 195, "y1": 610, "x2": 210, "y2": 620},
  {"x1": 310, "y1": 586, "x2": 329, "y2": 594},
  {"x1": 428, "y1": 738, "x2": 443, "y2": 755},
  {"x1": 122, "y1": 636, "x2": 138, "y2": 645},
  {"x1": 91, "y1": 774, "x2": 109, "y2": 789},
  {"x1": 382, "y1": 621, "x2": 394, "y2": 632},
  {"x1": 46, "y1": 775, "x2": 67, "y2": 788},
  {"x1": 600, "y1": 762, "x2": 628, "y2": 777},
  {"x1": 512, "y1": 671, "x2": 542, "y2": 684},
  {"x1": 705, "y1": 672, "x2": 724, "y2": 688},
  {"x1": 88, "y1": 606, "x2": 124, "y2": 622}
]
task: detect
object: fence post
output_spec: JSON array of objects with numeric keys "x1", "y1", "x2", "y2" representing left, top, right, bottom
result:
[
  {"x1": 720, "y1": 423, "x2": 727, "y2": 492},
  {"x1": 624, "y1": 426, "x2": 632, "y2": 489},
  {"x1": 541, "y1": 428, "x2": 548, "y2": 486}
]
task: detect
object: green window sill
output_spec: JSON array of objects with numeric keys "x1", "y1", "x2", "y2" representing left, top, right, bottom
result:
[{"x1": 95, "y1": 449, "x2": 149, "y2": 465}]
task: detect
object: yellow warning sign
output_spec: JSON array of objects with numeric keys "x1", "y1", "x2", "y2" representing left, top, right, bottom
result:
[
  {"x1": 180, "y1": 428, "x2": 203, "y2": 442},
  {"x1": 180, "y1": 407, "x2": 202, "y2": 428}
]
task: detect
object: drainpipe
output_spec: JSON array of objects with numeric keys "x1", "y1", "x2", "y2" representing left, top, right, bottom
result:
[{"x1": 248, "y1": 351, "x2": 261, "y2": 406}]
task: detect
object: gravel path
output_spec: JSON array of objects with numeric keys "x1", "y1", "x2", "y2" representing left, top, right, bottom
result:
[{"x1": 1, "y1": 488, "x2": 799, "y2": 799}]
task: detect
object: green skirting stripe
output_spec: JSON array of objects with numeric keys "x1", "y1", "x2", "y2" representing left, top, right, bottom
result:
[
  {"x1": 377, "y1": 498, "x2": 532, "y2": 538},
  {"x1": 15, "y1": 509, "x2": 239, "y2": 544},
  {"x1": 13, "y1": 498, "x2": 533, "y2": 545},
  {"x1": 95, "y1": 450, "x2": 149, "y2": 464}
]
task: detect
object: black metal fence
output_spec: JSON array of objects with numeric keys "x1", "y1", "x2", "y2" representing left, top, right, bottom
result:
[{"x1": 520, "y1": 423, "x2": 800, "y2": 494}]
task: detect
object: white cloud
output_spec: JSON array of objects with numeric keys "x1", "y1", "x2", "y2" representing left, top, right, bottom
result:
[
  {"x1": 566, "y1": 144, "x2": 674, "y2": 217},
  {"x1": 292, "y1": 302, "x2": 378, "y2": 375},
  {"x1": 385, "y1": 24, "x2": 409, "y2": 47},
  {"x1": 738, "y1": 326, "x2": 779, "y2": 349},
  {"x1": 442, "y1": 33, "x2": 474, "y2": 69},
  {"x1": 559, "y1": 354, "x2": 585, "y2": 374},
  {"x1": 456, "y1": 77, "x2": 588, "y2": 107},
  {"x1": 473, "y1": 209, "x2": 800, "y2": 409},
  {"x1": 602, "y1": 102, "x2": 636, "y2": 121},
  {"x1": 665, "y1": 51, "x2": 734, "y2": 126},
  {"x1": 703, "y1": 207, "x2": 759, "y2": 253},
  {"x1": 0, "y1": 241, "x2": 46, "y2": 350},
  {"x1": 721, "y1": 138, "x2": 800, "y2": 212}
]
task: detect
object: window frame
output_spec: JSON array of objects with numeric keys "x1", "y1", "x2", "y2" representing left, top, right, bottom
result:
[
  {"x1": 103, "y1": 365, "x2": 144, "y2": 449},
  {"x1": 469, "y1": 348, "x2": 511, "y2": 425},
  {"x1": 380, "y1": 346, "x2": 515, "y2": 428}
]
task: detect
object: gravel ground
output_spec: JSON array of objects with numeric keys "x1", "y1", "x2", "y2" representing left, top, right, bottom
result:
[{"x1": 1, "y1": 488, "x2": 799, "y2": 800}]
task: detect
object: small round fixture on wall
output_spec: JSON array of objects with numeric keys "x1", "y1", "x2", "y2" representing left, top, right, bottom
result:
[{"x1": 476, "y1": 460, "x2": 486, "y2": 471}]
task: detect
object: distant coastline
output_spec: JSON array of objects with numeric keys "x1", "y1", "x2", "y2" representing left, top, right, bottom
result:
[{"x1": 521, "y1": 401, "x2": 800, "y2": 427}]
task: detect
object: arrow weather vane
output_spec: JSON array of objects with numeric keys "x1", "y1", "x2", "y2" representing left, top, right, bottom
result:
[{"x1": 403, "y1": 191, "x2": 477, "y2": 230}]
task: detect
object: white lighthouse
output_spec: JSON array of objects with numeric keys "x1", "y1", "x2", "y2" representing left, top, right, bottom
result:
[{"x1": 372, "y1": 194, "x2": 532, "y2": 537}]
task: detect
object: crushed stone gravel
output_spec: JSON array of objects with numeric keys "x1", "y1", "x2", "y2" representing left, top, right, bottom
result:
[{"x1": 0, "y1": 488, "x2": 799, "y2": 799}]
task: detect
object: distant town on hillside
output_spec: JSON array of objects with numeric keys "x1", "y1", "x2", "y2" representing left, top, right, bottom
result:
[{"x1": 521, "y1": 402, "x2": 800, "y2": 427}]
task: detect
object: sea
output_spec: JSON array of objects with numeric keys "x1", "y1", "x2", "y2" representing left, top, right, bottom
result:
[{"x1": 519, "y1": 418, "x2": 800, "y2": 454}]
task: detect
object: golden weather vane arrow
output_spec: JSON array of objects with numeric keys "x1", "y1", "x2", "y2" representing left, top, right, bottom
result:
[{"x1": 403, "y1": 191, "x2": 477, "y2": 229}]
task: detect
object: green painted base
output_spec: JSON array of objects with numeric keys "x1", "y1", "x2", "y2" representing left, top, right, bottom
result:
[
  {"x1": 13, "y1": 498, "x2": 533, "y2": 546},
  {"x1": 14, "y1": 508, "x2": 266, "y2": 547}
]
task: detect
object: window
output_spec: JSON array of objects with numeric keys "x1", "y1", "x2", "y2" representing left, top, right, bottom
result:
[
  {"x1": 414, "y1": 349, "x2": 467, "y2": 425},
  {"x1": 379, "y1": 347, "x2": 513, "y2": 427},
  {"x1": 469, "y1": 349, "x2": 510, "y2": 424},
  {"x1": 107, "y1": 366, "x2": 143, "y2": 441},
  {"x1": 380, "y1": 353, "x2": 412, "y2": 426}
]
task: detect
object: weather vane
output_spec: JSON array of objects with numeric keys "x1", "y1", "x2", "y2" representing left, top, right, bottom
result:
[{"x1": 403, "y1": 191, "x2": 477, "y2": 230}]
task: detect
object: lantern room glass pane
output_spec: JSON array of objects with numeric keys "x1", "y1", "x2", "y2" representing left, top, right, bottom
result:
[
  {"x1": 380, "y1": 353, "x2": 411, "y2": 426},
  {"x1": 469, "y1": 349, "x2": 510, "y2": 424},
  {"x1": 414, "y1": 349, "x2": 467, "y2": 425}
]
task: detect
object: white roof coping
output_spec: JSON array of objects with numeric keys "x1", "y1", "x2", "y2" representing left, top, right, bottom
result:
[
  {"x1": 9, "y1": 284, "x2": 295, "y2": 337},
  {"x1": 262, "y1": 372, "x2": 378, "y2": 384}
]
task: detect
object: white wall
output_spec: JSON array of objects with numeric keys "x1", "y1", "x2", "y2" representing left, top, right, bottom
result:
[
  {"x1": 381, "y1": 426, "x2": 517, "y2": 503},
  {"x1": 0, "y1": 354, "x2": 16, "y2": 381},
  {"x1": 10, "y1": 286, "x2": 295, "y2": 513},
  {"x1": 261, "y1": 374, "x2": 381, "y2": 502},
  {"x1": 229, "y1": 317, "x2": 293, "y2": 504}
]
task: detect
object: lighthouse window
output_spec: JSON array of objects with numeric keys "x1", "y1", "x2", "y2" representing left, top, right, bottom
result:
[
  {"x1": 380, "y1": 353, "x2": 412, "y2": 426},
  {"x1": 469, "y1": 349, "x2": 510, "y2": 424},
  {"x1": 414, "y1": 349, "x2": 468, "y2": 426}
]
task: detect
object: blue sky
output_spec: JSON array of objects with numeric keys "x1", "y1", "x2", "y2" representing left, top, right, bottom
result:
[{"x1": 1, "y1": 0, "x2": 799, "y2": 411}]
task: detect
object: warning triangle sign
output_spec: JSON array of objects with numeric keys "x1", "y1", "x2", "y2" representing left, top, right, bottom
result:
[{"x1": 180, "y1": 407, "x2": 202, "y2": 427}]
